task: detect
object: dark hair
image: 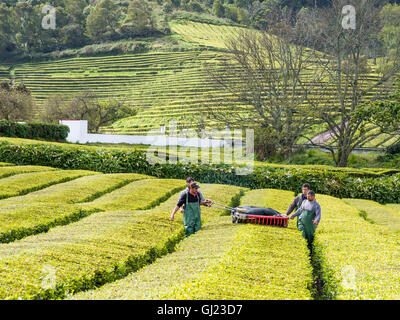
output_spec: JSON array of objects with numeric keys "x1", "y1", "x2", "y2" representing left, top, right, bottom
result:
[
  {"x1": 307, "y1": 190, "x2": 316, "y2": 197},
  {"x1": 190, "y1": 182, "x2": 200, "y2": 189},
  {"x1": 186, "y1": 177, "x2": 194, "y2": 183},
  {"x1": 302, "y1": 183, "x2": 311, "y2": 189}
]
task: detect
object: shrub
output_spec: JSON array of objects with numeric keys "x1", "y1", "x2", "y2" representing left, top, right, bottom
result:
[
  {"x1": 386, "y1": 141, "x2": 400, "y2": 155},
  {"x1": 0, "y1": 120, "x2": 69, "y2": 142},
  {"x1": 314, "y1": 195, "x2": 400, "y2": 299},
  {"x1": 0, "y1": 139, "x2": 400, "y2": 204}
]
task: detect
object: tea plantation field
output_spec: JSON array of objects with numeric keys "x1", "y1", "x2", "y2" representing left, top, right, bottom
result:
[
  {"x1": 1, "y1": 20, "x2": 395, "y2": 147},
  {"x1": 0, "y1": 163, "x2": 398, "y2": 299}
]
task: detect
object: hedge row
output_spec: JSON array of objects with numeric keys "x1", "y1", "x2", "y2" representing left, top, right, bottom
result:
[
  {"x1": 159, "y1": 189, "x2": 313, "y2": 300},
  {"x1": 0, "y1": 184, "x2": 242, "y2": 299},
  {"x1": 0, "y1": 170, "x2": 92, "y2": 200},
  {"x1": 313, "y1": 195, "x2": 400, "y2": 299},
  {"x1": 0, "y1": 120, "x2": 69, "y2": 142},
  {"x1": 0, "y1": 140, "x2": 399, "y2": 203},
  {"x1": 343, "y1": 199, "x2": 400, "y2": 233},
  {"x1": 72, "y1": 215, "x2": 249, "y2": 300},
  {"x1": 0, "y1": 173, "x2": 150, "y2": 243}
]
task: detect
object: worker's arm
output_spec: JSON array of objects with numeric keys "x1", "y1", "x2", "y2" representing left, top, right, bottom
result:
[
  {"x1": 313, "y1": 203, "x2": 322, "y2": 227},
  {"x1": 285, "y1": 196, "x2": 299, "y2": 216},
  {"x1": 289, "y1": 206, "x2": 302, "y2": 219},
  {"x1": 170, "y1": 206, "x2": 180, "y2": 221},
  {"x1": 198, "y1": 191, "x2": 212, "y2": 206},
  {"x1": 171, "y1": 193, "x2": 186, "y2": 221},
  {"x1": 178, "y1": 190, "x2": 187, "y2": 213},
  {"x1": 200, "y1": 199, "x2": 212, "y2": 207}
]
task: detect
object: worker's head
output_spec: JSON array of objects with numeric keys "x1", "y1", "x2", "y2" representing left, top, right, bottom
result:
[
  {"x1": 186, "y1": 176, "x2": 195, "y2": 187},
  {"x1": 189, "y1": 182, "x2": 200, "y2": 195},
  {"x1": 302, "y1": 183, "x2": 311, "y2": 196},
  {"x1": 307, "y1": 190, "x2": 316, "y2": 201}
]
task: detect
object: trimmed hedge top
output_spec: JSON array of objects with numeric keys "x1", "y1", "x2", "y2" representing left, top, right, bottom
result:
[{"x1": 0, "y1": 138, "x2": 399, "y2": 204}]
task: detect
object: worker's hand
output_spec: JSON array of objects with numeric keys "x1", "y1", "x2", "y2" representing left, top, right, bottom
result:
[
  {"x1": 169, "y1": 215, "x2": 175, "y2": 221},
  {"x1": 205, "y1": 199, "x2": 213, "y2": 207},
  {"x1": 313, "y1": 220, "x2": 318, "y2": 227},
  {"x1": 289, "y1": 215, "x2": 294, "y2": 220},
  {"x1": 179, "y1": 207, "x2": 184, "y2": 213}
]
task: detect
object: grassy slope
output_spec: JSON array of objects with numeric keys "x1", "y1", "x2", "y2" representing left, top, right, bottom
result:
[{"x1": 0, "y1": 65, "x2": 9, "y2": 82}]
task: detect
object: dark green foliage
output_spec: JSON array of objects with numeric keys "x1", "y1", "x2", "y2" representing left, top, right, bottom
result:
[
  {"x1": 386, "y1": 141, "x2": 400, "y2": 155},
  {"x1": 0, "y1": 120, "x2": 69, "y2": 142},
  {"x1": 213, "y1": 0, "x2": 225, "y2": 17},
  {"x1": 1, "y1": 140, "x2": 400, "y2": 204}
]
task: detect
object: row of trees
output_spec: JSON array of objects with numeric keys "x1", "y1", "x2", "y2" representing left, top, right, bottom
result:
[
  {"x1": 4, "y1": 0, "x2": 399, "y2": 59},
  {"x1": 0, "y1": 0, "x2": 160, "y2": 58},
  {"x1": 205, "y1": 0, "x2": 400, "y2": 166}
]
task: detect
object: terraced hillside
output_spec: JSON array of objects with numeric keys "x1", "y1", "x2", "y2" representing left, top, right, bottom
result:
[
  {"x1": 169, "y1": 20, "x2": 243, "y2": 49},
  {"x1": 9, "y1": 20, "x2": 397, "y2": 146},
  {"x1": 14, "y1": 50, "x2": 221, "y2": 124}
]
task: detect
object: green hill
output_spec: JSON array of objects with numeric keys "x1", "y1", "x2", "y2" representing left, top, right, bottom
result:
[{"x1": 2, "y1": 20, "x2": 397, "y2": 147}]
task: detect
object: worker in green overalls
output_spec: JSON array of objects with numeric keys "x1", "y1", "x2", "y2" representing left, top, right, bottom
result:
[
  {"x1": 285, "y1": 183, "x2": 310, "y2": 229},
  {"x1": 170, "y1": 182, "x2": 212, "y2": 236},
  {"x1": 289, "y1": 190, "x2": 321, "y2": 244}
]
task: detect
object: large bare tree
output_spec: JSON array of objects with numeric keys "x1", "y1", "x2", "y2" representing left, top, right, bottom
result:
[
  {"x1": 204, "y1": 11, "x2": 324, "y2": 159},
  {"x1": 298, "y1": 0, "x2": 400, "y2": 166}
]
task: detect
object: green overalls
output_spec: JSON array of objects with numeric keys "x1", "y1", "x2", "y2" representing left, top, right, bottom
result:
[
  {"x1": 298, "y1": 202, "x2": 317, "y2": 243},
  {"x1": 182, "y1": 191, "x2": 201, "y2": 236}
]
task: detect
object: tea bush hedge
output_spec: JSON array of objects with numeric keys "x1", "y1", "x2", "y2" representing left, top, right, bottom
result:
[
  {"x1": 313, "y1": 195, "x2": 400, "y2": 299},
  {"x1": 0, "y1": 170, "x2": 92, "y2": 200},
  {"x1": 0, "y1": 184, "x2": 243, "y2": 299},
  {"x1": 0, "y1": 120, "x2": 69, "y2": 142},
  {"x1": 0, "y1": 173, "x2": 153, "y2": 243},
  {"x1": 343, "y1": 199, "x2": 400, "y2": 233},
  {"x1": 0, "y1": 140, "x2": 400, "y2": 204}
]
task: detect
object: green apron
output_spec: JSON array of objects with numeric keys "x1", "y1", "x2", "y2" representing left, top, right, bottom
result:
[
  {"x1": 182, "y1": 191, "x2": 201, "y2": 236},
  {"x1": 298, "y1": 202, "x2": 317, "y2": 243}
]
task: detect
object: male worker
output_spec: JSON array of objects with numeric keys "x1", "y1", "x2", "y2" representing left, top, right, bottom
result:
[
  {"x1": 179, "y1": 177, "x2": 205, "y2": 213},
  {"x1": 289, "y1": 190, "x2": 321, "y2": 244},
  {"x1": 170, "y1": 182, "x2": 212, "y2": 236},
  {"x1": 285, "y1": 183, "x2": 310, "y2": 228}
]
